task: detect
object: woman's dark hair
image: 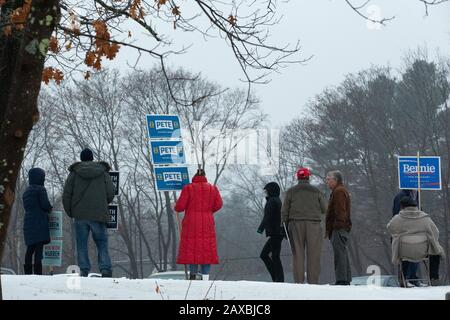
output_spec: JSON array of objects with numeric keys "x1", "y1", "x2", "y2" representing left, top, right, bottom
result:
[
  {"x1": 400, "y1": 196, "x2": 417, "y2": 208},
  {"x1": 195, "y1": 168, "x2": 206, "y2": 176}
]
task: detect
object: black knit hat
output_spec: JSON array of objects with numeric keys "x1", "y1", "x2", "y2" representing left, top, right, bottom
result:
[{"x1": 80, "y1": 148, "x2": 94, "y2": 161}]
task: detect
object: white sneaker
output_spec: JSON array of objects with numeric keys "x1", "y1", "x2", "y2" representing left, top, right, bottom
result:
[
  {"x1": 414, "y1": 282, "x2": 429, "y2": 287},
  {"x1": 405, "y1": 281, "x2": 415, "y2": 288},
  {"x1": 202, "y1": 274, "x2": 209, "y2": 281}
]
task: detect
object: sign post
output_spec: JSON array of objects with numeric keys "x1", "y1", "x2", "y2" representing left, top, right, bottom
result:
[{"x1": 417, "y1": 151, "x2": 421, "y2": 210}]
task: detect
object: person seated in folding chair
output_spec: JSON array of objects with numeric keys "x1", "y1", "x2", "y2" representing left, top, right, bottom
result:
[{"x1": 387, "y1": 196, "x2": 444, "y2": 288}]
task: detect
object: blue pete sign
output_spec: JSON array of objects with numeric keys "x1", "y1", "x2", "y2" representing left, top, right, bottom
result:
[
  {"x1": 146, "y1": 114, "x2": 181, "y2": 139},
  {"x1": 150, "y1": 140, "x2": 186, "y2": 165},
  {"x1": 398, "y1": 156, "x2": 441, "y2": 190},
  {"x1": 154, "y1": 167, "x2": 190, "y2": 191}
]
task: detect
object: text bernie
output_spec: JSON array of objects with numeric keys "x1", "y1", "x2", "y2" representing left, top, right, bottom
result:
[{"x1": 403, "y1": 164, "x2": 436, "y2": 174}]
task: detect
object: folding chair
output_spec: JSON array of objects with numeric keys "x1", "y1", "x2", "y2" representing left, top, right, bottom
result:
[{"x1": 398, "y1": 233, "x2": 431, "y2": 288}]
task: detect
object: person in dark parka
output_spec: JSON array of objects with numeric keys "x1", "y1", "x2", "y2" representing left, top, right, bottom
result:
[
  {"x1": 63, "y1": 148, "x2": 115, "y2": 277},
  {"x1": 22, "y1": 168, "x2": 53, "y2": 275},
  {"x1": 257, "y1": 182, "x2": 284, "y2": 282}
]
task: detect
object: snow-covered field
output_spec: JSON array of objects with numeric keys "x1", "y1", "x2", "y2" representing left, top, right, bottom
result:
[{"x1": 2, "y1": 275, "x2": 450, "y2": 300}]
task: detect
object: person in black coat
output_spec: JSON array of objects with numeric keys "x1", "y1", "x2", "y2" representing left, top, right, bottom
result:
[
  {"x1": 257, "y1": 182, "x2": 284, "y2": 282},
  {"x1": 22, "y1": 168, "x2": 53, "y2": 275}
]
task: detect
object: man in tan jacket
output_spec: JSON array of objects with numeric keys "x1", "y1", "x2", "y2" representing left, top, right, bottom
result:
[
  {"x1": 281, "y1": 167, "x2": 327, "y2": 284},
  {"x1": 325, "y1": 170, "x2": 352, "y2": 285}
]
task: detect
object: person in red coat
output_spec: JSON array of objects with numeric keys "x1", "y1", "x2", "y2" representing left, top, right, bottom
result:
[{"x1": 174, "y1": 169, "x2": 223, "y2": 280}]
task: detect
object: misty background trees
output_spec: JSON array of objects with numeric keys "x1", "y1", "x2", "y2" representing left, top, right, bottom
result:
[{"x1": 3, "y1": 50, "x2": 450, "y2": 284}]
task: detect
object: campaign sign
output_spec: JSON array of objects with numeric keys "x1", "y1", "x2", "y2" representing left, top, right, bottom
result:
[
  {"x1": 107, "y1": 205, "x2": 118, "y2": 230},
  {"x1": 150, "y1": 140, "x2": 186, "y2": 164},
  {"x1": 398, "y1": 156, "x2": 441, "y2": 190},
  {"x1": 154, "y1": 167, "x2": 190, "y2": 191},
  {"x1": 109, "y1": 171, "x2": 119, "y2": 196},
  {"x1": 42, "y1": 240, "x2": 63, "y2": 267},
  {"x1": 146, "y1": 114, "x2": 181, "y2": 139},
  {"x1": 49, "y1": 211, "x2": 63, "y2": 239}
]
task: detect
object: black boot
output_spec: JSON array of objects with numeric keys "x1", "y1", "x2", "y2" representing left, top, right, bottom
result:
[
  {"x1": 33, "y1": 264, "x2": 43, "y2": 275},
  {"x1": 101, "y1": 269, "x2": 112, "y2": 278},
  {"x1": 23, "y1": 264, "x2": 33, "y2": 275}
]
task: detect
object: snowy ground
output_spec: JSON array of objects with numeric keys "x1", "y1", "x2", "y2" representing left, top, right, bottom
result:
[{"x1": 2, "y1": 275, "x2": 450, "y2": 300}]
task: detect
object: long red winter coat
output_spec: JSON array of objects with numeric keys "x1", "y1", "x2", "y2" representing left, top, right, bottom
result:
[{"x1": 175, "y1": 175, "x2": 223, "y2": 264}]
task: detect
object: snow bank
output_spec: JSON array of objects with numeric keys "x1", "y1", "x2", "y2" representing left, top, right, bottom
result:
[{"x1": 2, "y1": 275, "x2": 449, "y2": 300}]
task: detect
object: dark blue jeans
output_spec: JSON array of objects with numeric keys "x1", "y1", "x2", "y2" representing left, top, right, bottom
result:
[
  {"x1": 402, "y1": 261, "x2": 419, "y2": 281},
  {"x1": 189, "y1": 264, "x2": 211, "y2": 275},
  {"x1": 75, "y1": 220, "x2": 112, "y2": 274}
]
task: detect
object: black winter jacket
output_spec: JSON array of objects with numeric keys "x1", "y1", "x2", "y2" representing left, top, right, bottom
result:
[
  {"x1": 258, "y1": 182, "x2": 283, "y2": 237},
  {"x1": 22, "y1": 168, "x2": 52, "y2": 246}
]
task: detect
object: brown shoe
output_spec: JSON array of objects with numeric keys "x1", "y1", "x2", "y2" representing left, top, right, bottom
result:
[{"x1": 189, "y1": 273, "x2": 197, "y2": 280}]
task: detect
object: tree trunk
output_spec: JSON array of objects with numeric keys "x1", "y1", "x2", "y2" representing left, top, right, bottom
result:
[{"x1": 0, "y1": 0, "x2": 60, "y2": 300}]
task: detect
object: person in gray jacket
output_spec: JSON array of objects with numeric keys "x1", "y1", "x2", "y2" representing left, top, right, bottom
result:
[
  {"x1": 63, "y1": 148, "x2": 115, "y2": 277},
  {"x1": 387, "y1": 196, "x2": 444, "y2": 287},
  {"x1": 281, "y1": 167, "x2": 327, "y2": 284}
]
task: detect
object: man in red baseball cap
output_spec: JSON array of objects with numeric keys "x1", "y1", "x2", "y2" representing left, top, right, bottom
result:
[
  {"x1": 296, "y1": 167, "x2": 311, "y2": 179},
  {"x1": 281, "y1": 166, "x2": 327, "y2": 284}
]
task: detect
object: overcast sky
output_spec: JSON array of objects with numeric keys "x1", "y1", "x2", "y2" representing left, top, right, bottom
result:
[{"x1": 113, "y1": 0, "x2": 450, "y2": 128}]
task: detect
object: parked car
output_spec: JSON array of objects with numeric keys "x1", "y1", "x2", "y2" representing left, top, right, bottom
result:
[
  {"x1": 351, "y1": 275, "x2": 399, "y2": 287},
  {"x1": 148, "y1": 271, "x2": 192, "y2": 280},
  {"x1": 1, "y1": 267, "x2": 16, "y2": 275},
  {"x1": 52, "y1": 272, "x2": 102, "y2": 277}
]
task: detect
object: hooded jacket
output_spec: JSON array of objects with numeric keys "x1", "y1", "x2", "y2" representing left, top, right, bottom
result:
[
  {"x1": 387, "y1": 206, "x2": 444, "y2": 264},
  {"x1": 258, "y1": 182, "x2": 283, "y2": 237},
  {"x1": 62, "y1": 161, "x2": 115, "y2": 223},
  {"x1": 22, "y1": 168, "x2": 52, "y2": 246},
  {"x1": 281, "y1": 180, "x2": 327, "y2": 223}
]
